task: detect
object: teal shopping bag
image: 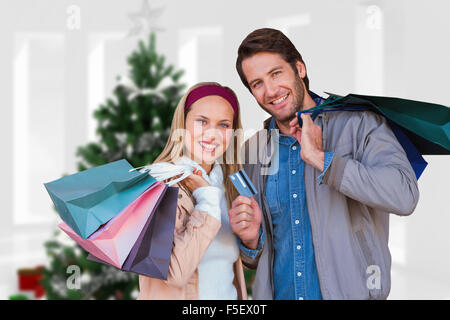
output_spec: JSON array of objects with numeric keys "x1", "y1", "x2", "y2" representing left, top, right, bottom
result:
[
  {"x1": 297, "y1": 92, "x2": 449, "y2": 179},
  {"x1": 298, "y1": 92, "x2": 450, "y2": 154},
  {"x1": 44, "y1": 159, "x2": 156, "y2": 239}
]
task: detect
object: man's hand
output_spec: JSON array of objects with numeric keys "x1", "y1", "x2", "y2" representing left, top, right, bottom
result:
[
  {"x1": 289, "y1": 113, "x2": 325, "y2": 171},
  {"x1": 228, "y1": 195, "x2": 262, "y2": 250}
]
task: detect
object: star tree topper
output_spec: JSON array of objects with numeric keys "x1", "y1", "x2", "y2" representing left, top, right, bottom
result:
[{"x1": 127, "y1": 0, "x2": 165, "y2": 38}]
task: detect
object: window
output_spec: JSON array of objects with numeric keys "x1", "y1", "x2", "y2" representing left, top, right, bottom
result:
[{"x1": 13, "y1": 33, "x2": 65, "y2": 225}]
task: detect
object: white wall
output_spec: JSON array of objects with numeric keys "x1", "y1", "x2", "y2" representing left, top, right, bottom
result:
[{"x1": 0, "y1": 0, "x2": 448, "y2": 299}]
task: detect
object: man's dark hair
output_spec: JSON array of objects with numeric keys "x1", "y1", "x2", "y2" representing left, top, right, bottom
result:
[{"x1": 236, "y1": 28, "x2": 309, "y2": 92}]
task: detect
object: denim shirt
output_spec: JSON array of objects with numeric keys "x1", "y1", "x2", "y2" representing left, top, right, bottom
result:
[{"x1": 239, "y1": 93, "x2": 334, "y2": 300}]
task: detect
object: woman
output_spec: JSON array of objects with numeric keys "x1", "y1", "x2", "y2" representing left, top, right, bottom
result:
[{"x1": 137, "y1": 82, "x2": 247, "y2": 300}]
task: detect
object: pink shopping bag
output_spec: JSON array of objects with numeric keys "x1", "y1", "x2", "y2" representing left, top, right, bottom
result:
[{"x1": 59, "y1": 182, "x2": 167, "y2": 268}]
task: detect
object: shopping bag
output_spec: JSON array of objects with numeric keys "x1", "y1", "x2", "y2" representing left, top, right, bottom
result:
[
  {"x1": 131, "y1": 162, "x2": 194, "y2": 186},
  {"x1": 88, "y1": 186, "x2": 178, "y2": 280},
  {"x1": 59, "y1": 182, "x2": 167, "y2": 268},
  {"x1": 44, "y1": 159, "x2": 156, "y2": 239},
  {"x1": 297, "y1": 93, "x2": 450, "y2": 179},
  {"x1": 299, "y1": 93, "x2": 450, "y2": 154}
]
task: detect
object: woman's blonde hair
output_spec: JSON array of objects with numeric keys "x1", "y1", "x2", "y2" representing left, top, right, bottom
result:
[{"x1": 154, "y1": 82, "x2": 243, "y2": 208}]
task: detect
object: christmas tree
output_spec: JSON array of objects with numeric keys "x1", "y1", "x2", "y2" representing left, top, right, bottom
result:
[{"x1": 41, "y1": 32, "x2": 185, "y2": 299}]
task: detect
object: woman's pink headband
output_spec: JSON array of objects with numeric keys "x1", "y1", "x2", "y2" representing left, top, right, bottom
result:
[{"x1": 185, "y1": 85, "x2": 239, "y2": 119}]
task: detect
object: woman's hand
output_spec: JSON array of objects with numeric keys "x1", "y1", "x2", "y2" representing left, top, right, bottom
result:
[{"x1": 183, "y1": 169, "x2": 210, "y2": 193}]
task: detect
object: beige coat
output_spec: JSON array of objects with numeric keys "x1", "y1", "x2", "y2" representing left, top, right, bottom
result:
[{"x1": 138, "y1": 183, "x2": 248, "y2": 300}]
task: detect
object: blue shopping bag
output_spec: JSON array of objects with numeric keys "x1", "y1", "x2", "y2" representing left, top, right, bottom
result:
[{"x1": 44, "y1": 159, "x2": 156, "y2": 239}]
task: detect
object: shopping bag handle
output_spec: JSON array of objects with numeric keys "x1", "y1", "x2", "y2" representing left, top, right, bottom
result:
[{"x1": 129, "y1": 162, "x2": 194, "y2": 186}]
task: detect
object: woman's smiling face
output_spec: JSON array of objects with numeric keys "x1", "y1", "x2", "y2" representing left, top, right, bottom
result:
[{"x1": 184, "y1": 95, "x2": 235, "y2": 167}]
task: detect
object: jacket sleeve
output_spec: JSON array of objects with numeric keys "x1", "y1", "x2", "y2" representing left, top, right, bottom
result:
[
  {"x1": 322, "y1": 111, "x2": 420, "y2": 216},
  {"x1": 165, "y1": 186, "x2": 222, "y2": 288}
]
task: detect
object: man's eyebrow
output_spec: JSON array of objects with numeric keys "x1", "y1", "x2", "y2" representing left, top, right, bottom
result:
[
  {"x1": 248, "y1": 65, "x2": 283, "y2": 87},
  {"x1": 268, "y1": 65, "x2": 283, "y2": 74},
  {"x1": 248, "y1": 78, "x2": 260, "y2": 87}
]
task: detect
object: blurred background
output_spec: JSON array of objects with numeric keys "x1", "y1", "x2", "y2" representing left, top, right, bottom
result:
[{"x1": 0, "y1": 0, "x2": 449, "y2": 299}]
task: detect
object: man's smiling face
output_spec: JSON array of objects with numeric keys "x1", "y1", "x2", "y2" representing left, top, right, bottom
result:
[{"x1": 242, "y1": 51, "x2": 307, "y2": 123}]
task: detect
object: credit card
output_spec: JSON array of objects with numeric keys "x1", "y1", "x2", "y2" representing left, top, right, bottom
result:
[{"x1": 229, "y1": 169, "x2": 258, "y2": 197}]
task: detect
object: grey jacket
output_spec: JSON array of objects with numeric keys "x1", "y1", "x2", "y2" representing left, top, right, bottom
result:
[{"x1": 240, "y1": 110, "x2": 419, "y2": 300}]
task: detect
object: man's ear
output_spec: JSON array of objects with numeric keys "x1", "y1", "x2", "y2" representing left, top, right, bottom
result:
[{"x1": 295, "y1": 61, "x2": 306, "y2": 79}]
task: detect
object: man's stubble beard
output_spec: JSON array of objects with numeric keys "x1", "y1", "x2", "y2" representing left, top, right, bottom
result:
[{"x1": 258, "y1": 75, "x2": 306, "y2": 124}]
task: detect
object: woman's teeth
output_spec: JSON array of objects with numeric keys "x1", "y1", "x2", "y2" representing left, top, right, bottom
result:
[
  {"x1": 272, "y1": 94, "x2": 288, "y2": 105},
  {"x1": 199, "y1": 142, "x2": 217, "y2": 152}
]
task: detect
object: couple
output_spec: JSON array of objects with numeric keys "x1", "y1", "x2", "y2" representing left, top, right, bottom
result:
[{"x1": 138, "y1": 28, "x2": 419, "y2": 300}]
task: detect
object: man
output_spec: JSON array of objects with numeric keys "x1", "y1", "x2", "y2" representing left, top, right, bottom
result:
[{"x1": 228, "y1": 28, "x2": 419, "y2": 300}]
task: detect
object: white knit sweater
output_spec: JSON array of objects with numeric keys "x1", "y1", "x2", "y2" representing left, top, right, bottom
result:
[{"x1": 175, "y1": 157, "x2": 239, "y2": 300}]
